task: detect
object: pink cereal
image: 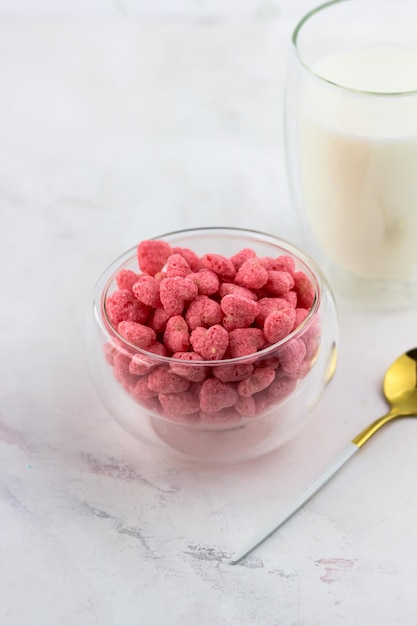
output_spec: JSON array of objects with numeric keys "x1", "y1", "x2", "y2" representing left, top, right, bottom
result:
[
  {"x1": 154, "y1": 271, "x2": 167, "y2": 282},
  {"x1": 132, "y1": 275, "x2": 161, "y2": 308},
  {"x1": 185, "y1": 295, "x2": 223, "y2": 330},
  {"x1": 103, "y1": 342, "x2": 118, "y2": 365},
  {"x1": 131, "y1": 377, "x2": 158, "y2": 399},
  {"x1": 189, "y1": 269, "x2": 219, "y2": 296},
  {"x1": 255, "y1": 297, "x2": 288, "y2": 325},
  {"x1": 266, "y1": 255, "x2": 296, "y2": 274},
  {"x1": 221, "y1": 294, "x2": 259, "y2": 331},
  {"x1": 147, "y1": 365, "x2": 190, "y2": 394},
  {"x1": 137, "y1": 239, "x2": 172, "y2": 276},
  {"x1": 199, "y1": 379, "x2": 239, "y2": 413},
  {"x1": 106, "y1": 289, "x2": 150, "y2": 326},
  {"x1": 263, "y1": 308, "x2": 296, "y2": 344},
  {"x1": 293, "y1": 308, "x2": 310, "y2": 331},
  {"x1": 113, "y1": 351, "x2": 138, "y2": 388},
  {"x1": 293, "y1": 271, "x2": 315, "y2": 309},
  {"x1": 129, "y1": 355, "x2": 153, "y2": 376},
  {"x1": 147, "y1": 342, "x2": 169, "y2": 356},
  {"x1": 230, "y1": 248, "x2": 257, "y2": 270},
  {"x1": 265, "y1": 270, "x2": 295, "y2": 297},
  {"x1": 112, "y1": 351, "x2": 131, "y2": 378},
  {"x1": 131, "y1": 395, "x2": 161, "y2": 411},
  {"x1": 212, "y1": 362, "x2": 254, "y2": 382},
  {"x1": 228, "y1": 328, "x2": 266, "y2": 358},
  {"x1": 117, "y1": 321, "x2": 156, "y2": 348},
  {"x1": 235, "y1": 258, "x2": 269, "y2": 289},
  {"x1": 128, "y1": 344, "x2": 168, "y2": 375},
  {"x1": 253, "y1": 389, "x2": 274, "y2": 414},
  {"x1": 296, "y1": 360, "x2": 314, "y2": 379},
  {"x1": 164, "y1": 315, "x2": 190, "y2": 353},
  {"x1": 277, "y1": 339, "x2": 307, "y2": 377},
  {"x1": 258, "y1": 356, "x2": 280, "y2": 370},
  {"x1": 171, "y1": 246, "x2": 202, "y2": 272},
  {"x1": 283, "y1": 290, "x2": 298, "y2": 308},
  {"x1": 187, "y1": 381, "x2": 203, "y2": 401},
  {"x1": 237, "y1": 367, "x2": 276, "y2": 397},
  {"x1": 301, "y1": 318, "x2": 321, "y2": 360},
  {"x1": 116, "y1": 269, "x2": 140, "y2": 291},
  {"x1": 190, "y1": 325, "x2": 229, "y2": 361},
  {"x1": 159, "y1": 276, "x2": 198, "y2": 316},
  {"x1": 148, "y1": 307, "x2": 170, "y2": 333},
  {"x1": 200, "y1": 407, "x2": 241, "y2": 425},
  {"x1": 235, "y1": 395, "x2": 257, "y2": 417},
  {"x1": 159, "y1": 391, "x2": 200, "y2": 415},
  {"x1": 166, "y1": 253, "x2": 192, "y2": 277},
  {"x1": 201, "y1": 253, "x2": 236, "y2": 279},
  {"x1": 218, "y1": 282, "x2": 257, "y2": 301},
  {"x1": 267, "y1": 375, "x2": 297, "y2": 402},
  {"x1": 170, "y1": 351, "x2": 208, "y2": 382}
]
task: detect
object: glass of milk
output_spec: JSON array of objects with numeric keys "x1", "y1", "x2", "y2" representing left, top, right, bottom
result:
[{"x1": 285, "y1": 0, "x2": 417, "y2": 308}]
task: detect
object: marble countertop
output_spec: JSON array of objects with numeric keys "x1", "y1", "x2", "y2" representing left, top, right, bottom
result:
[{"x1": 2, "y1": 5, "x2": 417, "y2": 625}]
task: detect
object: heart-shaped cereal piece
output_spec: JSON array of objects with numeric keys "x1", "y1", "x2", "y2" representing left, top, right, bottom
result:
[
  {"x1": 221, "y1": 294, "x2": 259, "y2": 331},
  {"x1": 199, "y1": 378, "x2": 239, "y2": 413},
  {"x1": 263, "y1": 308, "x2": 296, "y2": 344},
  {"x1": 137, "y1": 239, "x2": 172, "y2": 275},
  {"x1": 190, "y1": 325, "x2": 229, "y2": 360},
  {"x1": 159, "y1": 276, "x2": 198, "y2": 316}
]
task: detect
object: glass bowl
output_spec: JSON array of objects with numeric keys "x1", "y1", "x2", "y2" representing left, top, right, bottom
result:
[{"x1": 86, "y1": 227, "x2": 338, "y2": 464}]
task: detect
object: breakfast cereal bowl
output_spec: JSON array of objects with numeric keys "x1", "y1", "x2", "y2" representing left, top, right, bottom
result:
[{"x1": 86, "y1": 227, "x2": 338, "y2": 464}]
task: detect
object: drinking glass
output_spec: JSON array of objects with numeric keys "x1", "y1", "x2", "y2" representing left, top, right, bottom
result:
[{"x1": 285, "y1": 0, "x2": 417, "y2": 308}]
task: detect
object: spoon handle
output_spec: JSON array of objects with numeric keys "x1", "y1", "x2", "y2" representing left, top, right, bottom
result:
[{"x1": 229, "y1": 442, "x2": 359, "y2": 565}]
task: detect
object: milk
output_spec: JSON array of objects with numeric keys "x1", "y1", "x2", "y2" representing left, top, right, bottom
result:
[{"x1": 299, "y1": 47, "x2": 417, "y2": 281}]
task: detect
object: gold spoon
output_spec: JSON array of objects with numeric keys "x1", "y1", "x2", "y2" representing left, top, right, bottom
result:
[{"x1": 230, "y1": 347, "x2": 417, "y2": 565}]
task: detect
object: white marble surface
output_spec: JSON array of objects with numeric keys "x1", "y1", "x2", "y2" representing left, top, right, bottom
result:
[{"x1": 2, "y1": 4, "x2": 417, "y2": 625}]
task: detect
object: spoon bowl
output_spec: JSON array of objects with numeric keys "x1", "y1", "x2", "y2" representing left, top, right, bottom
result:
[
  {"x1": 353, "y1": 348, "x2": 417, "y2": 447},
  {"x1": 383, "y1": 348, "x2": 417, "y2": 410}
]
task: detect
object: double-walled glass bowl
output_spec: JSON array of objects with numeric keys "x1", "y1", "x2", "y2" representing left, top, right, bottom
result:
[{"x1": 86, "y1": 227, "x2": 338, "y2": 464}]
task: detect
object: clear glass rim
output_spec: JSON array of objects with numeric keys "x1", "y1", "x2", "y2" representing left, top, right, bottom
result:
[
  {"x1": 292, "y1": 0, "x2": 417, "y2": 97},
  {"x1": 93, "y1": 226, "x2": 327, "y2": 366}
]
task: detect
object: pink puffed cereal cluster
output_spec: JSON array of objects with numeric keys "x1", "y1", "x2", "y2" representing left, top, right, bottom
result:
[{"x1": 103, "y1": 238, "x2": 320, "y2": 425}]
